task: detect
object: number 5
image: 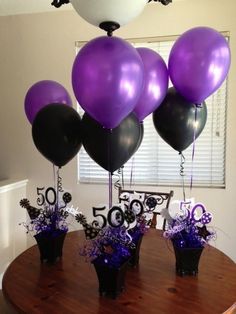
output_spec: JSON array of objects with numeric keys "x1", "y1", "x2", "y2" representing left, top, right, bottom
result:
[
  {"x1": 92, "y1": 206, "x2": 107, "y2": 228},
  {"x1": 37, "y1": 187, "x2": 45, "y2": 206}
]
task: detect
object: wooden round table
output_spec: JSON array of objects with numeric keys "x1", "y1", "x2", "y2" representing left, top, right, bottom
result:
[{"x1": 3, "y1": 229, "x2": 236, "y2": 314}]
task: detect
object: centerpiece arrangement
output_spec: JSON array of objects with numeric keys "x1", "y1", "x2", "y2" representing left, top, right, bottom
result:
[
  {"x1": 20, "y1": 186, "x2": 73, "y2": 263},
  {"x1": 163, "y1": 200, "x2": 216, "y2": 276},
  {"x1": 76, "y1": 211, "x2": 135, "y2": 298}
]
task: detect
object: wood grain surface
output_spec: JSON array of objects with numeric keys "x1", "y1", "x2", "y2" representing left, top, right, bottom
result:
[{"x1": 2, "y1": 229, "x2": 236, "y2": 314}]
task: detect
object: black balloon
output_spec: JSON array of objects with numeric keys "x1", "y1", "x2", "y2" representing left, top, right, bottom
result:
[
  {"x1": 153, "y1": 87, "x2": 207, "y2": 152},
  {"x1": 82, "y1": 113, "x2": 143, "y2": 173},
  {"x1": 32, "y1": 104, "x2": 82, "y2": 167}
]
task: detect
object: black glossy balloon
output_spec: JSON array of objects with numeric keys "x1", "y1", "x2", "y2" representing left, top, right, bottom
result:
[
  {"x1": 82, "y1": 113, "x2": 142, "y2": 173},
  {"x1": 153, "y1": 87, "x2": 207, "y2": 152},
  {"x1": 32, "y1": 104, "x2": 82, "y2": 167}
]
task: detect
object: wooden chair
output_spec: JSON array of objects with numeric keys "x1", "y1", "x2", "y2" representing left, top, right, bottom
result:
[{"x1": 118, "y1": 187, "x2": 174, "y2": 230}]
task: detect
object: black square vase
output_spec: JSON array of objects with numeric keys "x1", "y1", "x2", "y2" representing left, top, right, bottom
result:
[
  {"x1": 93, "y1": 258, "x2": 130, "y2": 298},
  {"x1": 173, "y1": 244, "x2": 204, "y2": 276},
  {"x1": 34, "y1": 231, "x2": 67, "y2": 264}
]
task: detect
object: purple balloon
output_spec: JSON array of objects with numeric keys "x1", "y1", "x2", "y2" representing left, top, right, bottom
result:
[
  {"x1": 168, "y1": 27, "x2": 231, "y2": 103},
  {"x1": 134, "y1": 48, "x2": 168, "y2": 121},
  {"x1": 24, "y1": 80, "x2": 72, "y2": 124},
  {"x1": 72, "y1": 36, "x2": 144, "y2": 129}
]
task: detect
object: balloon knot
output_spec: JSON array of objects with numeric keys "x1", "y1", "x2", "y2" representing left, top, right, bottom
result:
[{"x1": 195, "y1": 103, "x2": 203, "y2": 108}]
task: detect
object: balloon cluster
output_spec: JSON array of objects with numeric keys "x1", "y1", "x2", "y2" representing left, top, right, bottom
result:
[
  {"x1": 25, "y1": 0, "x2": 231, "y2": 174},
  {"x1": 25, "y1": 80, "x2": 82, "y2": 168},
  {"x1": 153, "y1": 27, "x2": 230, "y2": 153},
  {"x1": 25, "y1": 38, "x2": 169, "y2": 171}
]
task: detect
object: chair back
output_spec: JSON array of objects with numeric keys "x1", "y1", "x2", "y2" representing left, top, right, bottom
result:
[{"x1": 118, "y1": 187, "x2": 174, "y2": 230}]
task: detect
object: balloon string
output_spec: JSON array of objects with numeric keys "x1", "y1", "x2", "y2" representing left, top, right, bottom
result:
[
  {"x1": 114, "y1": 166, "x2": 124, "y2": 190},
  {"x1": 57, "y1": 173, "x2": 64, "y2": 193},
  {"x1": 113, "y1": 171, "x2": 121, "y2": 190},
  {"x1": 190, "y1": 105, "x2": 201, "y2": 194},
  {"x1": 109, "y1": 172, "x2": 113, "y2": 209},
  {"x1": 129, "y1": 156, "x2": 135, "y2": 188},
  {"x1": 53, "y1": 167, "x2": 61, "y2": 230},
  {"x1": 121, "y1": 166, "x2": 124, "y2": 189},
  {"x1": 53, "y1": 164, "x2": 56, "y2": 191},
  {"x1": 107, "y1": 129, "x2": 113, "y2": 208},
  {"x1": 179, "y1": 152, "x2": 186, "y2": 201}
]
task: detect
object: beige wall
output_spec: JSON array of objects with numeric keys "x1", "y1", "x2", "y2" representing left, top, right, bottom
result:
[{"x1": 0, "y1": 0, "x2": 235, "y2": 261}]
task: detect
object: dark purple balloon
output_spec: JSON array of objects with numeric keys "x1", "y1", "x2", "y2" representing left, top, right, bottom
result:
[
  {"x1": 169, "y1": 27, "x2": 231, "y2": 103},
  {"x1": 72, "y1": 36, "x2": 144, "y2": 129},
  {"x1": 134, "y1": 48, "x2": 168, "y2": 121},
  {"x1": 24, "y1": 80, "x2": 72, "y2": 124}
]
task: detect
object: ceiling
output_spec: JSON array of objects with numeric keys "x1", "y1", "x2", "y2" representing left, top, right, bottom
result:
[
  {"x1": 0, "y1": 0, "x2": 183, "y2": 17},
  {"x1": 0, "y1": 0, "x2": 72, "y2": 16}
]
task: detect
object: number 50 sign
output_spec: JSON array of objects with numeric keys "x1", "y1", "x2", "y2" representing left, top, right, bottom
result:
[{"x1": 92, "y1": 204, "x2": 139, "y2": 229}]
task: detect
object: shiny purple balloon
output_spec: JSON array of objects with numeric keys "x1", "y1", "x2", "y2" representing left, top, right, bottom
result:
[
  {"x1": 72, "y1": 36, "x2": 144, "y2": 129},
  {"x1": 24, "y1": 80, "x2": 72, "y2": 124},
  {"x1": 134, "y1": 48, "x2": 168, "y2": 122},
  {"x1": 169, "y1": 27, "x2": 231, "y2": 104}
]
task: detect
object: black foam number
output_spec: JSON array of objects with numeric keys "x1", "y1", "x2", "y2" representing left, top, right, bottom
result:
[
  {"x1": 45, "y1": 187, "x2": 57, "y2": 205},
  {"x1": 36, "y1": 187, "x2": 57, "y2": 206},
  {"x1": 37, "y1": 187, "x2": 45, "y2": 206},
  {"x1": 92, "y1": 206, "x2": 107, "y2": 228},
  {"x1": 107, "y1": 206, "x2": 125, "y2": 228},
  {"x1": 130, "y1": 199, "x2": 144, "y2": 216}
]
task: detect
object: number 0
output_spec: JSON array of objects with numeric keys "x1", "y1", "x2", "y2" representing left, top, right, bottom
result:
[
  {"x1": 107, "y1": 206, "x2": 125, "y2": 228},
  {"x1": 45, "y1": 187, "x2": 57, "y2": 205}
]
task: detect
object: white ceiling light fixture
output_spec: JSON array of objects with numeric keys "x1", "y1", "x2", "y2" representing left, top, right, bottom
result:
[
  {"x1": 51, "y1": 0, "x2": 172, "y2": 35},
  {"x1": 69, "y1": 0, "x2": 149, "y2": 32}
]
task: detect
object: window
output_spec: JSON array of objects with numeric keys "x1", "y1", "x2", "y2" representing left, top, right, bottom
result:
[{"x1": 76, "y1": 35, "x2": 228, "y2": 188}]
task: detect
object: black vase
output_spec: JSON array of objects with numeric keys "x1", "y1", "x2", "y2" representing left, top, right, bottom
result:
[
  {"x1": 129, "y1": 234, "x2": 143, "y2": 267},
  {"x1": 93, "y1": 258, "x2": 130, "y2": 298},
  {"x1": 34, "y1": 230, "x2": 67, "y2": 263},
  {"x1": 173, "y1": 244, "x2": 204, "y2": 276}
]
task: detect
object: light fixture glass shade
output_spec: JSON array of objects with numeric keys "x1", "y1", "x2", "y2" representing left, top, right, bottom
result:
[{"x1": 70, "y1": 0, "x2": 148, "y2": 27}]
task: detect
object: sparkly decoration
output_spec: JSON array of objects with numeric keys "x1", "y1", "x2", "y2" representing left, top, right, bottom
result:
[
  {"x1": 124, "y1": 210, "x2": 136, "y2": 224},
  {"x1": 63, "y1": 192, "x2": 72, "y2": 204},
  {"x1": 79, "y1": 225, "x2": 133, "y2": 268},
  {"x1": 129, "y1": 199, "x2": 144, "y2": 216},
  {"x1": 103, "y1": 245, "x2": 114, "y2": 255},
  {"x1": 76, "y1": 213, "x2": 87, "y2": 225},
  {"x1": 164, "y1": 200, "x2": 216, "y2": 248},
  {"x1": 20, "y1": 198, "x2": 41, "y2": 220},
  {"x1": 76, "y1": 213, "x2": 101, "y2": 240},
  {"x1": 197, "y1": 225, "x2": 211, "y2": 240},
  {"x1": 161, "y1": 207, "x2": 173, "y2": 223},
  {"x1": 19, "y1": 184, "x2": 72, "y2": 236},
  {"x1": 201, "y1": 212, "x2": 212, "y2": 225}
]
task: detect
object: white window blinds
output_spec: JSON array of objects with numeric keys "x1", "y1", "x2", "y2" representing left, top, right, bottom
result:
[{"x1": 77, "y1": 36, "x2": 228, "y2": 188}]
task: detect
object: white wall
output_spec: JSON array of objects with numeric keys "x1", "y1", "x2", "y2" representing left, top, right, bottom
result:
[
  {"x1": 0, "y1": 0, "x2": 235, "y2": 261},
  {"x1": 0, "y1": 179, "x2": 28, "y2": 287}
]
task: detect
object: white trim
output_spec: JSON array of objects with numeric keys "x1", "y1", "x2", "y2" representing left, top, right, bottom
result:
[{"x1": 0, "y1": 179, "x2": 28, "y2": 194}]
